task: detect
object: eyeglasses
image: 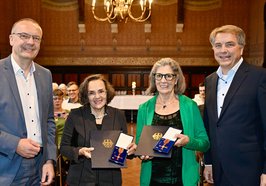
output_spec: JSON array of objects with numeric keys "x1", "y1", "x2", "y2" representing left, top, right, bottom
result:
[
  {"x1": 88, "y1": 89, "x2": 107, "y2": 97},
  {"x1": 153, "y1": 73, "x2": 176, "y2": 81},
  {"x1": 12, "y1": 32, "x2": 42, "y2": 43}
]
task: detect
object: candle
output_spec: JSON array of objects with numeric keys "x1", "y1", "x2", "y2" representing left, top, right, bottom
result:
[{"x1": 132, "y1": 81, "x2": 136, "y2": 89}]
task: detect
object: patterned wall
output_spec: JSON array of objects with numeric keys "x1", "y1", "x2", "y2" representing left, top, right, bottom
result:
[{"x1": 0, "y1": 0, "x2": 264, "y2": 66}]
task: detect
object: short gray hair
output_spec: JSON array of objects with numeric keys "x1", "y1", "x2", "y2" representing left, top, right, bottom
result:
[{"x1": 209, "y1": 25, "x2": 246, "y2": 47}]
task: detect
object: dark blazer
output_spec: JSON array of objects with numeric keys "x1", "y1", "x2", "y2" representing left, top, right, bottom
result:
[
  {"x1": 204, "y1": 61, "x2": 266, "y2": 186},
  {"x1": 0, "y1": 55, "x2": 56, "y2": 185},
  {"x1": 60, "y1": 104, "x2": 127, "y2": 186}
]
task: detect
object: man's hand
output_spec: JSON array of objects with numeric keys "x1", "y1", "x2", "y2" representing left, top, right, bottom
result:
[
  {"x1": 41, "y1": 160, "x2": 54, "y2": 185},
  {"x1": 261, "y1": 174, "x2": 266, "y2": 186},
  {"x1": 79, "y1": 147, "x2": 94, "y2": 159},
  {"x1": 204, "y1": 165, "x2": 214, "y2": 184},
  {"x1": 16, "y1": 138, "x2": 40, "y2": 158}
]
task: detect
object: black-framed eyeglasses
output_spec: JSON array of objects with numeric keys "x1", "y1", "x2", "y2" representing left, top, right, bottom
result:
[
  {"x1": 12, "y1": 32, "x2": 42, "y2": 43},
  {"x1": 153, "y1": 73, "x2": 176, "y2": 81}
]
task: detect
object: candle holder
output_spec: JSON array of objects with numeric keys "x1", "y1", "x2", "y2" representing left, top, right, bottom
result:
[
  {"x1": 132, "y1": 81, "x2": 136, "y2": 96},
  {"x1": 132, "y1": 88, "x2": 135, "y2": 96}
]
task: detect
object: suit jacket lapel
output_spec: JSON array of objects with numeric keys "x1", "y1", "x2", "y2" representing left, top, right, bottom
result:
[
  {"x1": 218, "y1": 62, "x2": 248, "y2": 119},
  {"x1": 208, "y1": 73, "x2": 219, "y2": 122},
  {"x1": 3, "y1": 57, "x2": 25, "y2": 122},
  {"x1": 33, "y1": 65, "x2": 43, "y2": 123}
]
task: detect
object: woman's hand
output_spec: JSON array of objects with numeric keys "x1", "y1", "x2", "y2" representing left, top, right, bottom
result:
[
  {"x1": 127, "y1": 143, "x2": 137, "y2": 155},
  {"x1": 174, "y1": 133, "x2": 189, "y2": 147},
  {"x1": 79, "y1": 147, "x2": 94, "y2": 159},
  {"x1": 139, "y1": 155, "x2": 153, "y2": 161}
]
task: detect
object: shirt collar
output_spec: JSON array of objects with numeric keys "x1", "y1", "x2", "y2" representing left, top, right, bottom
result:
[
  {"x1": 11, "y1": 55, "x2": 36, "y2": 75},
  {"x1": 216, "y1": 57, "x2": 243, "y2": 79}
]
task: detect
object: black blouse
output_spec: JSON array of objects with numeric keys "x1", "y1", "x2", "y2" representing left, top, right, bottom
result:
[{"x1": 151, "y1": 110, "x2": 184, "y2": 186}]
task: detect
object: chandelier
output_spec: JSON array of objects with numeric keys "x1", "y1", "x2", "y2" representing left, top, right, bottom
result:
[{"x1": 92, "y1": 0, "x2": 153, "y2": 23}]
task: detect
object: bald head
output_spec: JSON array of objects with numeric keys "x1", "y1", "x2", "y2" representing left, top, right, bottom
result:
[{"x1": 11, "y1": 18, "x2": 42, "y2": 35}]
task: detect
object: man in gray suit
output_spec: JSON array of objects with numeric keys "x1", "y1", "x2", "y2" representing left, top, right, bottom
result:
[{"x1": 0, "y1": 18, "x2": 56, "y2": 185}]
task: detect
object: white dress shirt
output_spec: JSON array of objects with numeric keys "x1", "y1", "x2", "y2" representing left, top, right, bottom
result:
[
  {"x1": 216, "y1": 57, "x2": 243, "y2": 117},
  {"x1": 11, "y1": 56, "x2": 42, "y2": 146}
]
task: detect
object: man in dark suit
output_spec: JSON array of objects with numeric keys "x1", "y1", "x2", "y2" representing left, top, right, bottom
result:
[
  {"x1": 203, "y1": 25, "x2": 266, "y2": 186},
  {"x1": 0, "y1": 18, "x2": 56, "y2": 185}
]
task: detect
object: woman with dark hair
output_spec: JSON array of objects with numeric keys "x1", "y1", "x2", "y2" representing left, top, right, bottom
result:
[
  {"x1": 60, "y1": 74, "x2": 136, "y2": 186},
  {"x1": 136, "y1": 58, "x2": 209, "y2": 186}
]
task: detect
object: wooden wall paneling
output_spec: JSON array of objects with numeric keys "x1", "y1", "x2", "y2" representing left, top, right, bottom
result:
[
  {"x1": 190, "y1": 90, "x2": 198, "y2": 98},
  {"x1": 183, "y1": 73, "x2": 190, "y2": 94},
  {"x1": 102, "y1": 74, "x2": 109, "y2": 81},
  {"x1": 52, "y1": 73, "x2": 63, "y2": 84},
  {"x1": 190, "y1": 73, "x2": 206, "y2": 97},
  {"x1": 79, "y1": 73, "x2": 109, "y2": 84},
  {"x1": 183, "y1": 73, "x2": 190, "y2": 87},
  {"x1": 46, "y1": 65, "x2": 217, "y2": 98},
  {"x1": 79, "y1": 73, "x2": 92, "y2": 83},
  {"x1": 142, "y1": 73, "x2": 150, "y2": 94},
  {"x1": 128, "y1": 74, "x2": 141, "y2": 94},
  {"x1": 142, "y1": 71, "x2": 151, "y2": 93},
  {"x1": 191, "y1": 74, "x2": 205, "y2": 88},
  {"x1": 111, "y1": 73, "x2": 126, "y2": 91},
  {"x1": 64, "y1": 73, "x2": 79, "y2": 85}
]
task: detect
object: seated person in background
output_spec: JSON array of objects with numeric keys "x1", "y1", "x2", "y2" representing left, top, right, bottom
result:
[
  {"x1": 52, "y1": 82, "x2": 59, "y2": 91},
  {"x1": 60, "y1": 74, "x2": 136, "y2": 186},
  {"x1": 53, "y1": 89, "x2": 69, "y2": 149},
  {"x1": 62, "y1": 81, "x2": 82, "y2": 110},
  {"x1": 53, "y1": 89, "x2": 70, "y2": 184},
  {"x1": 192, "y1": 82, "x2": 205, "y2": 106},
  {"x1": 193, "y1": 82, "x2": 205, "y2": 118},
  {"x1": 58, "y1": 83, "x2": 68, "y2": 101}
]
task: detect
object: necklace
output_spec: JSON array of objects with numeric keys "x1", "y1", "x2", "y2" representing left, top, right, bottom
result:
[
  {"x1": 161, "y1": 102, "x2": 174, "y2": 109},
  {"x1": 91, "y1": 107, "x2": 106, "y2": 120},
  {"x1": 94, "y1": 113, "x2": 107, "y2": 119},
  {"x1": 157, "y1": 97, "x2": 177, "y2": 109}
]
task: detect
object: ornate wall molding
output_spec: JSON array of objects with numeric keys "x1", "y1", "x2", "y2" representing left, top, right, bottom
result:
[
  {"x1": 37, "y1": 57, "x2": 217, "y2": 66},
  {"x1": 184, "y1": 0, "x2": 221, "y2": 11},
  {"x1": 38, "y1": 56, "x2": 264, "y2": 67},
  {"x1": 246, "y1": 57, "x2": 264, "y2": 66},
  {"x1": 42, "y1": 0, "x2": 78, "y2": 11},
  {"x1": 38, "y1": 45, "x2": 213, "y2": 57}
]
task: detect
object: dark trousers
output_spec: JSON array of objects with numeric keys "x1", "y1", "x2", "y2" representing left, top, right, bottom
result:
[
  {"x1": 11, "y1": 149, "x2": 43, "y2": 186},
  {"x1": 215, "y1": 167, "x2": 234, "y2": 186}
]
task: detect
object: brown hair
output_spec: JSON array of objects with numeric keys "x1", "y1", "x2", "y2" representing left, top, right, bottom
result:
[
  {"x1": 53, "y1": 89, "x2": 64, "y2": 97},
  {"x1": 79, "y1": 74, "x2": 115, "y2": 105},
  {"x1": 67, "y1": 81, "x2": 78, "y2": 88}
]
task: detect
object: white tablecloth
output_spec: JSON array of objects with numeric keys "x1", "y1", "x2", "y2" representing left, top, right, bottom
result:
[{"x1": 108, "y1": 95, "x2": 153, "y2": 110}]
